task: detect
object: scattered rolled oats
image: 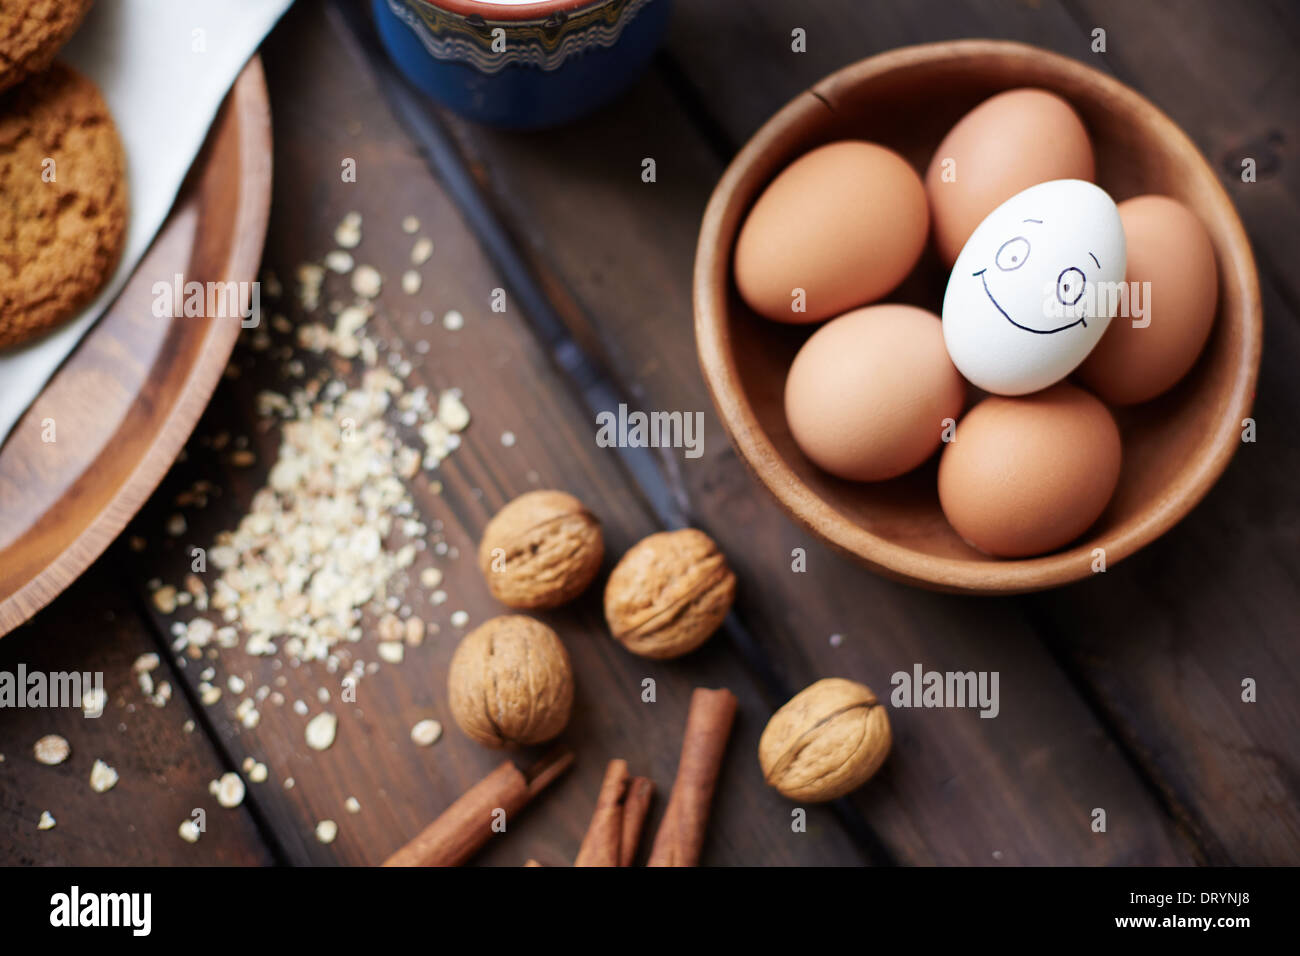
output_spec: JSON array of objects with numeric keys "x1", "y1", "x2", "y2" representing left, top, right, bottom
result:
[
  {"x1": 89, "y1": 759, "x2": 119, "y2": 793},
  {"x1": 34, "y1": 734, "x2": 70, "y2": 766},
  {"x1": 38, "y1": 810, "x2": 56, "y2": 830},
  {"x1": 179, "y1": 819, "x2": 201, "y2": 843},
  {"x1": 437, "y1": 391, "x2": 470, "y2": 431},
  {"x1": 450, "y1": 610, "x2": 469, "y2": 629},
  {"x1": 166, "y1": 514, "x2": 187, "y2": 537},
  {"x1": 152, "y1": 585, "x2": 178, "y2": 614},
  {"x1": 82, "y1": 687, "x2": 106, "y2": 716},
  {"x1": 345, "y1": 796, "x2": 361, "y2": 814},
  {"x1": 324, "y1": 249, "x2": 355, "y2": 274},
  {"x1": 401, "y1": 269, "x2": 422, "y2": 295},
  {"x1": 404, "y1": 617, "x2": 425, "y2": 647},
  {"x1": 442, "y1": 309, "x2": 464, "y2": 331},
  {"x1": 377, "y1": 613, "x2": 403, "y2": 643},
  {"x1": 377, "y1": 642, "x2": 404, "y2": 664},
  {"x1": 410, "y1": 236, "x2": 433, "y2": 265},
  {"x1": 315, "y1": 819, "x2": 338, "y2": 844},
  {"x1": 215, "y1": 772, "x2": 246, "y2": 808},
  {"x1": 419, "y1": 567, "x2": 443, "y2": 589},
  {"x1": 334, "y1": 211, "x2": 362, "y2": 249},
  {"x1": 410, "y1": 719, "x2": 442, "y2": 747},
  {"x1": 248, "y1": 762, "x2": 269, "y2": 783},
  {"x1": 305, "y1": 712, "x2": 337, "y2": 751},
  {"x1": 351, "y1": 264, "x2": 382, "y2": 299},
  {"x1": 402, "y1": 215, "x2": 420, "y2": 235},
  {"x1": 296, "y1": 263, "x2": 326, "y2": 311}
]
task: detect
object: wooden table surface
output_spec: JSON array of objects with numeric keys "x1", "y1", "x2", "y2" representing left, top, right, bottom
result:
[{"x1": 3, "y1": 0, "x2": 1297, "y2": 866}]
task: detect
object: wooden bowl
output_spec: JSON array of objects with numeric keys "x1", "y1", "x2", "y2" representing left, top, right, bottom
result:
[
  {"x1": 694, "y1": 40, "x2": 1262, "y2": 594},
  {"x1": 0, "y1": 58, "x2": 272, "y2": 634}
]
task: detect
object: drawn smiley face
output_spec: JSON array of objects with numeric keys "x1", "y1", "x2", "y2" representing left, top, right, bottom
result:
[
  {"x1": 972, "y1": 220, "x2": 1102, "y2": 335},
  {"x1": 942, "y1": 179, "x2": 1127, "y2": 396}
]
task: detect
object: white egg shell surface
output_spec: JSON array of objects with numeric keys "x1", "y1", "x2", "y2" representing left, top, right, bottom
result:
[{"x1": 941, "y1": 179, "x2": 1126, "y2": 395}]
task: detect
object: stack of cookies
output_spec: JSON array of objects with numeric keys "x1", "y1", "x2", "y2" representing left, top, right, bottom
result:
[{"x1": 0, "y1": 0, "x2": 128, "y2": 349}]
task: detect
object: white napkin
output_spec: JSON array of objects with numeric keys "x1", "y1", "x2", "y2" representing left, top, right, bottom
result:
[{"x1": 0, "y1": 0, "x2": 293, "y2": 444}]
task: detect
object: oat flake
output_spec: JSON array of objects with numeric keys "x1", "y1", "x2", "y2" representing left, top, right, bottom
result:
[
  {"x1": 216, "y1": 772, "x2": 246, "y2": 808},
  {"x1": 89, "y1": 759, "x2": 119, "y2": 793},
  {"x1": 410, "y1": 719, "x2": 442, "y2": 747},
  {"x1": 305, "y1": 711, "x2": 338, "y2": 751},
  {"x1": 34, "y1": 735, "x2": 70, "y2": 766}
]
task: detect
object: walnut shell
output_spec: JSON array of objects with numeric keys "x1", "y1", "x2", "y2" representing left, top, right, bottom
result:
[
  {"x1": 603, "y1": 529, "x2": 736, "y2": 659},
  {"x1": 758, "y1": 678, "x2": 891, "y2": 802},
  {"x1": 447, "y1": 615, "x2": 574, "y2": 748},
  {"x1": 478, "y1": 490, "x2": 603, "y2": 610}
]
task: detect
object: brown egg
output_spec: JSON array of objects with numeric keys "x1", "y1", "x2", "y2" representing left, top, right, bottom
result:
[
  {"x1": 785, "y1": 304, "x2": 965, "y2": 481},
  {"x1": 1076, "y1": 196, "x2": 1218, "y2": 404},
  {"x1": 926, "y1": 89, "x2": 1094, "y2": 267},
  {"x1": 938, "y1": 383, "x2": 1120, "y2": 557},
  {"x1": 734, "y1": 141, "x2": 928, "y2": 323}
]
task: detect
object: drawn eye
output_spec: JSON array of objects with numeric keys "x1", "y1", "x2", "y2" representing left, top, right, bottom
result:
[
  {"x1": 995, "y1": 237, "x2": 1030, "y2": 271},
  {"x1": 1057, "y1": 267, "x2": 1086, "y2": 306}
]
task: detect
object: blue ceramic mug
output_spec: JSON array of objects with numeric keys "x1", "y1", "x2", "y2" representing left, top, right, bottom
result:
[{"x1": 371, "y1": 0, "x2": 673, "y2": 128}]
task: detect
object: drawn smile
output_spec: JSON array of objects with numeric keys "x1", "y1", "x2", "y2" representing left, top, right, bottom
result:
[{"x1": 975, "y1": 269, "x2": 1086, "y2": 335}]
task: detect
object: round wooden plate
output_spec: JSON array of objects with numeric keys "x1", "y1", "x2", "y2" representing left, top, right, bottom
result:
[{"x1": 0, "y1": 57, "x2": 272, "y2": 636}]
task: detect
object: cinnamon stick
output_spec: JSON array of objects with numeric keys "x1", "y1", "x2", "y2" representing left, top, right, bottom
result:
[
  {"x1": 619, "y1": 776, "x2": 655, "y2": 867},
  {"x1": 574, "y1": 759, "x2": 630, "y2": 867},
  {"x1": 383, "y1": 749, "x2": 574, "y2": 866},
  {"x1": 647, "y1": 687, "x2": 737, "y2": 867}
]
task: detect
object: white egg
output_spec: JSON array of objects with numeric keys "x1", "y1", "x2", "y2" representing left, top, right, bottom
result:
[{"x1": 941, "y1": 179, "x2": 1126, "y2": 395}]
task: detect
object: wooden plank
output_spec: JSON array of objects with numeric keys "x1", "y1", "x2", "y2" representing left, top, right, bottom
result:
[
  {"x1": 664, "y1": 0, "x2": 1300, "y2": 862},
  {"x1": 0, "y1": 566, "x2": 273, "y2": 866},
  {"x1": 119, "y1": 2, "x2": 865, "y2": 867},
  {"x1": 407, "y1": 26, "x2": 1196, "y2": 862},
  {"x1": 1061, "y1": 0, "x2": 1300, "y2": 306},
  {"x1": 1035, "y1": 0, "x2": 1300, "y2": 865}
]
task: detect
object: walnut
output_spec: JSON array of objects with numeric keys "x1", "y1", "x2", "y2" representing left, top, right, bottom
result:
[
  {"x1": 478, "y1": 490, "x2": 603, "y2": 610},
  {"x1": 603, "y1": 529, "x2": 736, "y2": 659},
  {"x1": 447, "y1": 615, "x2": 574, "y2": 748},
  {"x1": 758, "y1": 678, "x2": 891, "y2": 802}
]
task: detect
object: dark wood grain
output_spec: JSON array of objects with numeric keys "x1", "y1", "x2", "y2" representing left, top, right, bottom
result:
[
  {"x1": 1062, "y1": 0, "x2": 1300, "y2": 307},
  {"x1": 0, "y1": 566, "x2": 273, "y2": 866},
  {"x1": 0, "y1": 59, "x2": 272, "y2": 636},
  {"x1": 117, "y1": 2, "x2": 865, "y2": 867}
]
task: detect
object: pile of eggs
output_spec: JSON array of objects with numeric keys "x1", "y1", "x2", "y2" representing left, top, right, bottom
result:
[{"x1": 735, "y1": 89, "x2": 1220, "y2": 559}]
